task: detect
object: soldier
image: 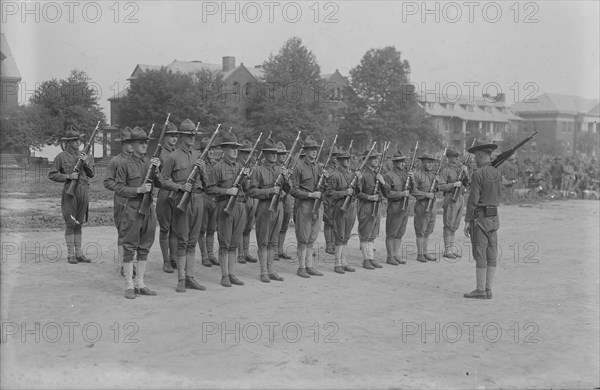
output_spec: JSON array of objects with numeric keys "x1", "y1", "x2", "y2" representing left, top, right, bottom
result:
[
  {"x1": 325, "y1": 146, "x2": 357, "y2": 274},
  {"x1": 291, "y1": 135, "x2": 324, "y2": 278},
  {"x1": 411, "y1": 151, "x2": 445, "y2": 263},
  {"x1": 237, "y1": 139, "x2": 259, "y2": 264},
  {"x1": 156, "y1": 122, "x2": 179, "y2": 273},
  {"x1": 197, "y1": 137, "x2": 220, "y2": 268},
  {"x1": 322, "y1": 146, "x2": 338, "y2": 255},
  {"x1": 49, "y1": 126, "x2": 95, "y2": 264},
  {"x1": 159, "y1": 119, "x2": 206, "y2": 293},
  {"x1": 437, "y1": 147, "x2": 468, "y2": 259},
  {"x1": 103, "y1": 127, "x2": 134, "y2": 275},
  {"x1": 276, "y1": 141, "x2": 293, "y2": 261},
  {"x1": 356, "y1": 149, "x2": 386, "y2": 270},
  {"x1": 114, "y1": 127, "x2": 161, "y2": 299},
  {"x1": 463, "y1": 138, "x2": 501, "y2": 299},
  {"x1": 247, "y1": 138, "x2": 290, "y2": 282},
  {"x1": 381, "y1": 149, "x2": 411, "y2": 265},
  {"x1": 205, "y1": 130, "x2": 249, "y2": 287}
]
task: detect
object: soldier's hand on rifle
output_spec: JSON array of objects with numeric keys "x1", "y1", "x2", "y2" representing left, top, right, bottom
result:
[
  {"x1": 150, "y1": 157, "x2": 161, "y2": 167},
  {"x1": 355, "y1": 171, "x2": 363, "y2": 180},
  {"x1": 376, "y1": 173, "x2": 386, "y2": 185},
  {"x1": 401, "y1": 190, "x2": 410, "y2": 197},
  {"x1": 226, "y1": 187, "x2": 239, "y2": 196},
  {"x1": 181, "y1": 183, "x2": 193, "y2": 192},
  {"x1": 68, "y1": 172, "x2": 79, "y2": 180},
  {"x1": 407, "y1": 169, "x2": 414, "y2": 177},
  {"x1": 137, "y1": 183, "x2": 153, "y2": 193},
  {"x1": 195, "y1": 159, "x2": 206, "y2": 170},
  {"x1": 461, "y1": 165, "x2": 469, "y2": 174},
  {"x1": 280, "y1": 167, "x2": 290, "y2": 179},
  {"x1": 322, "y1": 170, "x2": 330, "y2": 179},
  {"x1": 308, "y1": 191, "x2": 322, "y2": 199},
  {"x1": 453, "y1": 181, "x2": 462, "y2": 188},
  {"x1": 345, "y1": 188, "x2": 354, "y2": 196},
  {"x1": 367, "y1": 194, "x2": 379, "y2": 202},
  {"x1": 242, "y1": 167, "x2": 251, "y2": 176},
  {"x1": 270, "y1": 186, "x2": 280, "y2": 196},
  {"x1": 425, "y1": 192, "x2": 435, "y2": 199},
  {"x1": 78, "y1": 152, "x2": 88, "y2": 162}
]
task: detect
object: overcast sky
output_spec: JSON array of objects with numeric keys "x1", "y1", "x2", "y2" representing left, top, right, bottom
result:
[{"x1": 3, "y1": 0, "x2": 599, "y2": 122}]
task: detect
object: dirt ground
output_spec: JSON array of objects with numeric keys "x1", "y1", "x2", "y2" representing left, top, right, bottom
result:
[{"x1": 1, "y1": 200, "x2": 598, "y2": 389}]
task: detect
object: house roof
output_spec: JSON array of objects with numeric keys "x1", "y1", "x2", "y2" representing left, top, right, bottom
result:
[
  {"x1": 511, "y1": 93, "x2": 600, "y2": 116},
  {"x1": 420, "y1": 101, "x2": 522, "y2": 123},
  {"x1": 0, "y1": 33, "x2": 21, "y2": 81}
]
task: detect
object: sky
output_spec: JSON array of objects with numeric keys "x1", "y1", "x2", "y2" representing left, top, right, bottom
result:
[{"x1": 2, "y1": 0, "x2": 599, "y2": 124}]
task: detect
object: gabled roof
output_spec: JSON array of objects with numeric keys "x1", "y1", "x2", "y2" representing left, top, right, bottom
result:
[
  {"x1": 0, "y1": 33, "x2": 21, "y2": 81},
  {"x1": 321, "y1": 69, "x2": 349, "y2": 86},
  {"x1": 128, "y1": 60, "x2": 266, "y2": 81},
  {"x1": 511, "y1": 93, "x2": 600, "y2": 116}
]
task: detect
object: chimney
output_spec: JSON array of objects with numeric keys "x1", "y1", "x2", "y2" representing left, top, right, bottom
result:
[{"x1": 222, "y1": 56, "x2": 235, "y2": 72}]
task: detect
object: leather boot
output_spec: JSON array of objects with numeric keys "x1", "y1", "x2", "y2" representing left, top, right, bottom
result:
[
  {"x1": 176, "y1": 256, "x2": 187, "y2": 292},
  {"x1": 243, "y1": 234, "x2": 258, "y2": 263},
  {"x1": 385, "y1": 238, "x2": 398, "y2": 265},
  {"x1": 368, "y1": 242, "x2": 383, "y2": 268},
  {"x1": 424, "y1": 237, "x2": 436, "y2": 261},
  {"x1": 258, "y1": 246, "x2": 269, "y2": 282},
  {"x1": 464, "y1": 268, "x2": 487, "y2": 299},
  {"x1": 324, "y1": 224, "x2": 335, "y2": 254},
  {"x1": 361, "y1": 242, "x2": 374, "y2": 269},
  {"x1": 123, "y1": 261, "x2": 135, "y2": 298},
  {"x1": 334, "y1": 246, "x2": 344, "y2": 273},
  {"x1": 199, "y1": 235, "x2": 212, "y2": 267},
  {"x1": 219, "y1": 251, "x2": 231, "y2": 287},
  {"x1": 443, "y1": 231, "x2": 457, "y2": 259},
  {"x1": 278, "y1": 231, "x2": 291, "y2": 259},
  {"x1": 485, "y1": 266, "x2": 496, "y2": 299},
  {"x1": 228, "y1": 251, "x2": 244, "y2": 286},
  {"x1": 206, "y1": 233, "x2": 218, "y2": 265},
  {"x1": 305, "y1": 246, "x2": 323, "y2": 276},
  {"x1": 416, "y1": 237, "x2": 427, "y2": 263},
  {"x1": 267, "y1": 246, "x2": 284, "y2": 281},
  {"x1": 393, "y1": 239, "x2": 406, "y2": 264},
  {"x1": 161, "y1": 236, "x2": 174, "y2": 272},
  {"x1": 296, "y1": 246, "x2": 310, "y2": 278},
  {"x1": 340, "y1": 246, "x2": 355, "y2": 272}
]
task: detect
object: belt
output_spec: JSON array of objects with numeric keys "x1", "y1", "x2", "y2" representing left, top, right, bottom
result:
[{"x1": 192, "y1": 188, "x2": 204, "y2": 194}]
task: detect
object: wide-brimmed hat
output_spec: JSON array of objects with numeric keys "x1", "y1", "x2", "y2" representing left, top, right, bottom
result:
[
  {"x1": 331, "y1": 146, "x2": 339, "y2": 156},
  {"x1": 302, "y1": 135, "x2": 319, "y2": 149},
  {"x1": 391, "y1": 149, "x2": 407, "y2": 161},
  {"x1": 363, "y1": 149, "x2": 382, "y2": 159},
  {"x1": 218, "y1": 130, "x2": 242, "y2": 147},
  {"x1": 336, "y1": 146, "x2": 351, "y2": 159},
  {"x1": 446, "y1": 146, "x2": 460, "y2": 157},
  {"x1": 239, "y1": 139, "x2": 253, "y2": 152},
  {"x1": 418, "y1": 150, "x2": 441, "y2": 161},
  {"x1": 178, "y1": 119, "x2": 198, "y2": 135},
  {"x1": 276, "y1": 141, "x2": 287, "y2": 154},
  {"x1": 262, "y1": 138, "x2": 279, "y2": 152},
  {"x1": 115, "y1": 127, "x2": 132, "y2": 142},
  {"x1": 165, "y1": 122, "x2": 178, "y2": 135},
  {"x1": 468, "y1": 138, "x2": 498, "y2": 153},
  {"x1": 60, "y1": 126, "x2": 85, "y2": 141},
  {"x1": 129, "y1": 126, "x2": 152, "y2": 141},
  {"x1": 200, "y1": 137, "x2": 215, "y2": 151}
]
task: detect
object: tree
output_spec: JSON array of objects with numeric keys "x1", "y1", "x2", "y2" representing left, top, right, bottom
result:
[
  {"x1": 30, "y1": 69, "x2": 106, "y2": 144},
  {"x1": 246, "y1": 37, "x2": 335, "y2": 146},
  {"x1": 340, "y1": 47, "x2": 441, "y2": 152},
  {"x1": 0, "y1": 105, "x2": 62, "y2": 153},
  {"x1": 576, "y1": 129, "x2": 600, "y2": 157}
]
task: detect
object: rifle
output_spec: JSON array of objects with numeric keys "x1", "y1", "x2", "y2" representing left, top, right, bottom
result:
[
  {"x1": 139, "y1": 114, "x2": 170, "y2": 214},
  {"x1": 176, "y1": 124, "x2": 221, "y2": 211},
  {"x1": 401, "y1": 141, "x2": 419, "y2": 211},
  {"x1": 247, "y1": 150, "x2": 263, "y2": 177},
  {"x1": 312, "y1": 134, "x2": 338, "y2": 215},
  {"x1": 316, "y1": 140, "x2": 325, "y2": 163},
  {"x1": 66, "y1": 121, "x2": 100, "y2": 197},
  {"x1": 348, "y1": 139, "x2": 353, "y2": 153},
  {"x1": 268, "y1": 131, "x2": 301, "y2": 212},
  {"x1": 491, "y1": 131, "x2": 538, "y2": 168},
  {"x1": 340, "y1": 142, "x2": 377, "y2": 212},
  {"x1": 147, "y1": 123, "x2": 156, "y2": 139},
  {"x1": 268, "y1": 131, "x2": 273, "y2": 139},
  {"x1": 371, "y1": 141, "x2": 391, "y2": 217},
  {"x1": 223, "y1": 133, "x2": 263, "y2": 215},
  {"x1": 425, "y1": 148, "x2": 447, "y2": 213},
  {"x1": 451, "y1": 138, "x2": 476, "y2": 202}
]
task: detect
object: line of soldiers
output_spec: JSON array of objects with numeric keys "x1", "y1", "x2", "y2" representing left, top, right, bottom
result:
[{"x1": 51, "y1": 122, "x2": 501, "y2": 301}]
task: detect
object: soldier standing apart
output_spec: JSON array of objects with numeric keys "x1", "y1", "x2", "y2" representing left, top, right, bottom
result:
[
  {"x1": 49, "y1": 127, "x2": 95, "y2": 264},
  {"x1": 206, "y1": 131, "x2": 249, "y2": 287},
  {"x1": 159, "y1": 119, "x2": 206, "y2": 293},
  {"x1": 276, "y1": 141, "x2": 293, "y2": 261},
  {"x1": 291, "y1": 136, "x2": 324, "y2": 278},
  {"x1": 437, "y1": 147, "x2": 468, "y2": 259},
  {"x1": 237, "y1": 140, "x2": 259, "y2": 264},
  {"x1": 247, "y1": 138, "x2": 290, "y2": 282},
  {"x1": 103, "y1": 127, "x2": 134, "y2": 274},
  {"x1": 197, "y1": 137, "x2": 220, "y2": 267},
  {"x1": 322, "y1": 146, "x2": 338, "y2": 255},
  {"x1": 114, "y1": 127, "x2": 160, "y2": 299},
  {"x1": 411, "y1": 151, "x2": 445, "y2": 263},
  {"x1": 381, "y1": 150, "x2": 411, "y2": 265},
  {"x1": 325, "y1": 146, "x2": 357, "y2": 274},
  {"x1": 156, "y1": 122, "x2": 179, "y2": 273},
  {"x1": 356, "y1": 149, "x2": 386, "y2": 270},
  {"x1": 463, "y1": 138, "x2": 501, "y2": 299}
]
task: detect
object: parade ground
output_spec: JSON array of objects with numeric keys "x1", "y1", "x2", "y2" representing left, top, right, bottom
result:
[{"x1": 1, "y1": 199, "x2": 598, "y2": 389}]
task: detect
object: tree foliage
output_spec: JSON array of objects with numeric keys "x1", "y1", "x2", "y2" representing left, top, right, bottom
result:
[{"x1": 339, "y1": 47, "x2": 441, "y2": 152}]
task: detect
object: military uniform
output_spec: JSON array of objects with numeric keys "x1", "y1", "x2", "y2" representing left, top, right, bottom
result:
[
  {"x1": 463, "y1": 139, "x2": 501, "y2": 299},
  {"x1": 197, "y1": 137, "x2": 220, "y2": 267},
  {"x1": 114, "y1": 127, "x2": 159, "y2": 299},
  {"x1": 438, "y1": 147, "x2": 467, "y2": 259},
  {"x1": 322, "y1": 147, "x2": 338, "y2": 255},
  {"x1": 237, "y1": 140, "x2": 259, "y2": 264},
  {"x1": 356, "y1": 150, "x2": 384, "y2": 269},
  {"x1": 324, "y1": 146, "x2": 356, "y2": 274},
  {"x1": 247, "y1": 138, "x2": 289, "y2": 282},
  {"x1": 155, "y1": 122, "x2": 179, "y2": 273},
  {"x1": 205, "y1": 131, "x2": 248, "y2": 287},
  {"x1": 381, "y1": 150, "x2": 411, "y2": 265},
  {"x1": 291, "y1": 136, "x2": 323, "y2": 278},
  {"x1": 48, "y1": 128, "x2": 95, "y2": 264},
  {"x1": 411, "y1": 151, "x2": 445, "y2": 262},
  {"x1": 276, "y1": 142, "x2": 294, "y2": 260},
  {"x1": 159, "y1": 119, "x2": 206, "y2": 293}
]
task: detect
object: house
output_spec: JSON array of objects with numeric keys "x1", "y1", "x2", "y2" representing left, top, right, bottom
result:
[
  {"x1": 0, "y1": 33, "x2": 21, "y2": 113},
  {"x1": 511, "y1": 93, "x2": 599, "y2": 157},
  {"x1": 320, "y1": 69, "x2": 349, "y2": 123}
]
